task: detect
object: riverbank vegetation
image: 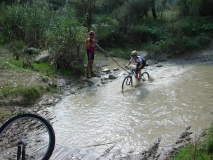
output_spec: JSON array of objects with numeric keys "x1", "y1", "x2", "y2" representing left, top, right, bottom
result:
[
  {"x1": 0, "y1": 46, "x2": 58, "y2": 105},
  {"x1": 175, "y1": 124, "x2": 213, "y2": 159},
  {"x1": 1, "y1": 0, "x2": 212, "y2": 98},
  {"x1": 0, "y1": 0, "x2": 213, "y2": 158},
  {"x1": 0, "y1": 0, "x2": 213, "y2": 68}
]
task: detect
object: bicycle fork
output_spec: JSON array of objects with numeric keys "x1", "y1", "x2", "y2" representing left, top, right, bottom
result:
[{"x1": 17, "y1": 140, "x2": 27, "y2": 160}]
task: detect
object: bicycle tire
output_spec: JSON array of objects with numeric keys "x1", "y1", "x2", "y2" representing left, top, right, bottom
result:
[
  {"x1": 122, "y1": 75, "x2": 132, "y2": 91},
  {"x1": 141, "y1": 72, "x2": 149, "y2": 81},
  {"x1": 0, "y1": 113, "x2": 55, "y2": 160}
]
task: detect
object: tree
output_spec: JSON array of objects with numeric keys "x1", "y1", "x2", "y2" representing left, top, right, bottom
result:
[
  {"x1": 199, "y1": 0, "x2": 213, "y2": 16},
  {"x1": 0, "y1": 0, "x2": 33, "y2": 5},
  {"x1": 47, "y1": 0, "x2": 67, "y2": 10},
  {"x1": 177, "y1": 0, "x2": 190, "y2": 16},
  {"x1": 125, "y1": 0, "x2": 150, "y2": 24},
  {"x1": 151, "y1": 0, "x2": 157, "y2": 19},
  {"x1": 67, "y1": 0, "x2": 98, "y2": 31},
  {"x1": 101, "y1": 0, "x2": 128, "y2": 13},
  {"x1": 176, "y1": 0, "x2": 213, "y2": 17}
]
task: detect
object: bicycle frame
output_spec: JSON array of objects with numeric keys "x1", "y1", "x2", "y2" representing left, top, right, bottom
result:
[
  {"x1": 17, "y1": 140, "x2": 27, "y2": 160},
  {"x1": 125, "y1": 66, "x2": 140, "y2": 78},
  {"x1": 0, "y1": 113, "x2": 55, "y2": 160},
  {"x1": 122, "y1": 66, "x2": 149, "y2": 91}
]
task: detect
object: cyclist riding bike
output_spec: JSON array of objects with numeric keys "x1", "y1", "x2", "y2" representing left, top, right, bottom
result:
[{"x1": 125, "y1": 50, "x2": 146, "y2": 80}]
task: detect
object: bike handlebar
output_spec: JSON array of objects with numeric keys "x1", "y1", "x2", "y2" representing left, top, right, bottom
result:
[{"x1": 125, "y1": 65, "x2": 130, "y2": 70}]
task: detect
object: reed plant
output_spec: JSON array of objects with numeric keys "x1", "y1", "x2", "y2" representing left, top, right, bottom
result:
[{"x1": 0, "y1": 3, "x2": 87, "y2": 75}]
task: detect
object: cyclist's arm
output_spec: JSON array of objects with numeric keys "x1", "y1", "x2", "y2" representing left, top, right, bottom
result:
[
  {"x1": 126, "y1": 57, "x2": 133, "y2": 66},
  {"x1": 126, "y1": 61, "x2": 131, "y2": 66}
]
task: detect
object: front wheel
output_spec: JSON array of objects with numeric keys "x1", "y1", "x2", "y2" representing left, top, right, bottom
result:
[
  {"x1": 141, "y1": 72, "x2": 149, "y2": 82},
  {"x1": 122, "y1": 76, "x2": 133, "y2": 91},
  {"x1": 0, "y1": 113, "x2": 55, "y2": 160}
]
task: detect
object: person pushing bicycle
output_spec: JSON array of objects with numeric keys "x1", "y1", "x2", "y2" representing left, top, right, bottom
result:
[{"x1": 125, "y1": 50, "x2": 146, "y2": 80}]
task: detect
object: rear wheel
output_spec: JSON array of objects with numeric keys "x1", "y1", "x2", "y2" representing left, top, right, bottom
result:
[
  {"x1": 141, "y1": 72, "x2": 149, "y2": 82},
  {"x1": 122, "y1": 76, "x2": 133, "y2": 91},
  {"x1": 0, "y1": 113, "x2": 55, "y2": 160}
]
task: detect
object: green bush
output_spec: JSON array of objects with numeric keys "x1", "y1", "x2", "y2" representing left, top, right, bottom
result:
[
  {"x1": 159, "y1": 35, "x2": 203, "y2": 54},
  {"x1": 194, "y1": 33, "x2": 212, "y2": 47},
  {"x1": 47, "y1": 7, "x2": 86, "y2": 75}
]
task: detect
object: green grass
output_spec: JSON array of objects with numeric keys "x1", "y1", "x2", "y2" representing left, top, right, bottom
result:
[
  {"x1": 175, "y1": 125, "x2": 213, "y2": 160},
  {"x1": 0, "y1": 47, "x2": 58, "y2": 104},
  {"x1": 0, "y1": 51, "x2": 57, "y2": 77},
  {"x1": 1, "y1": 85, "x2": 44, "y2": 103},
  {"x1": 0, "y1": 110, "x2": 13, "y2": 121},
  {"x1": 32, "y1": 62, "x2": 57, "y2": 77}
]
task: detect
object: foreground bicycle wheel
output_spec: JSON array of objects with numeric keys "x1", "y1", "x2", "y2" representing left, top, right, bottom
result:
[
  {"x1": 122, "y1": 75, "x2": 133, "y2": 91},
  {"x1": 0, "y1": 113, "x2": 55, "y2": 160},
  {"x1": 141, "y1": 72, "x2": 149, "y2": 82}
]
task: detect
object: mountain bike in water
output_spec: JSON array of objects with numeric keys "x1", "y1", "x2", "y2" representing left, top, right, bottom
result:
[
  {"x1": 122, "y1": 66, "x2": 149, "y2": 91},
  {"x1": 0, "y1": 113, "x2": 55, "y2": 160}
]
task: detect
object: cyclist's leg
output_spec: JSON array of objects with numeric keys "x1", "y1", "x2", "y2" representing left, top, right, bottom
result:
[
  {"x1": 138, "y1": 69, "x2": 142, "y2": 77},
  {"x1": 135, "y1": 63, "x2": 140, "y2": 74},
  {"x1": 87, "y1": 52, "x2": 94, "y2": 77},
  {"x1": 139, "y1": 60, "x2": 146, "y2": 77},
  {"x1": 135, "y1": 63, "x2": 140, "y2": 78}
]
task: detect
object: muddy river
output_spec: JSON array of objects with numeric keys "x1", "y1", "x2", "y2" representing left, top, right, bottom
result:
[{"x1": 47, "y1": 53, "x2": 213, "y2": 159}]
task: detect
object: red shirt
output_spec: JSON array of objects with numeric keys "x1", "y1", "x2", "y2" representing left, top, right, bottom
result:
[{"x1": 86, "y1": 38, "x2": 95, "y2": 52}]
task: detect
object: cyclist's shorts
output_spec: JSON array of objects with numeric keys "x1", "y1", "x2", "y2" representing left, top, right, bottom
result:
[
  {"x1": 137, "y1": 60, "x2": 146, "y2": 69},
  {"x1": 87, "y1": 51, "x2": 94, "y2": 60},
  {"x1": 142, "y1": 60, "x2": 146, "y2": 69}
]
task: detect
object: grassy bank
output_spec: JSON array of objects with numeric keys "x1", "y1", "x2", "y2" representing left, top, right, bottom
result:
[
  {"x1": 0, "y1": 46, "x2": 58, "y2": 107},
  {"x1": 175, "y1": 124, "x2": 213, "y2": 159}
]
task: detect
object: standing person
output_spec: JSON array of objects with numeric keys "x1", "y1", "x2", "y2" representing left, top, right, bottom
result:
[
  {"x1": 125, "y1": 50, "x2": 146, "y2": 79},
  {"x1": 86, "y1": 31, "x2": 96, "y2": 78}
]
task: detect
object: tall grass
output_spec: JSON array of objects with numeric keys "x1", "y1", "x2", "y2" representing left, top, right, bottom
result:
[
  {"x1": 47, "y1": 7, "x2": 86, "y2": 74},
  {"x1": 0, "y1": 2, "x2": 87, "y2": 75}
]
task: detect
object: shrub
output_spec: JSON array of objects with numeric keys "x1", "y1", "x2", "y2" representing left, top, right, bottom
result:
[
  {"x1": 47, "y1": 7, "x2": 86, "y2": 75},
  {"x1": 194, "y1": 33, "x2": 212, "y2": 47}
]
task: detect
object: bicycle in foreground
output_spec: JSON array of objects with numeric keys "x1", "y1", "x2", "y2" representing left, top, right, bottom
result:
[
  {"x1": 122, "y1": 66, "x2": 149, "y2": 91},
  {"x1": 0, "y1": 113, "x2": 55, "y2": 160}
]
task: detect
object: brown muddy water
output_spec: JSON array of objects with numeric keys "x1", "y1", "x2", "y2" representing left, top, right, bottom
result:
[{"x1": 47, "y1": 54, "x2": 213, "y2": 158}]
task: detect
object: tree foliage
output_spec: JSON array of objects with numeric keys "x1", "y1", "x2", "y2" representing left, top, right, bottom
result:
[
  {"x1": 67, "y1": 0, "x2": 98, "y2": 31},
  {"x1": 0, "y1": 0, "x2": 212, "y2": 70},
  {"x1": 199, "y1": 0, "x2": 213, "y2": 16},
  {"x1": 177, "y1": 0, "x2": 213, "y2": 17},
  {"x1": 101, "y1": 0, "x2": 128, "y2": 13},
  {"x1": 0, "y1": 0, "x2": 67, "y2": 9}
]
